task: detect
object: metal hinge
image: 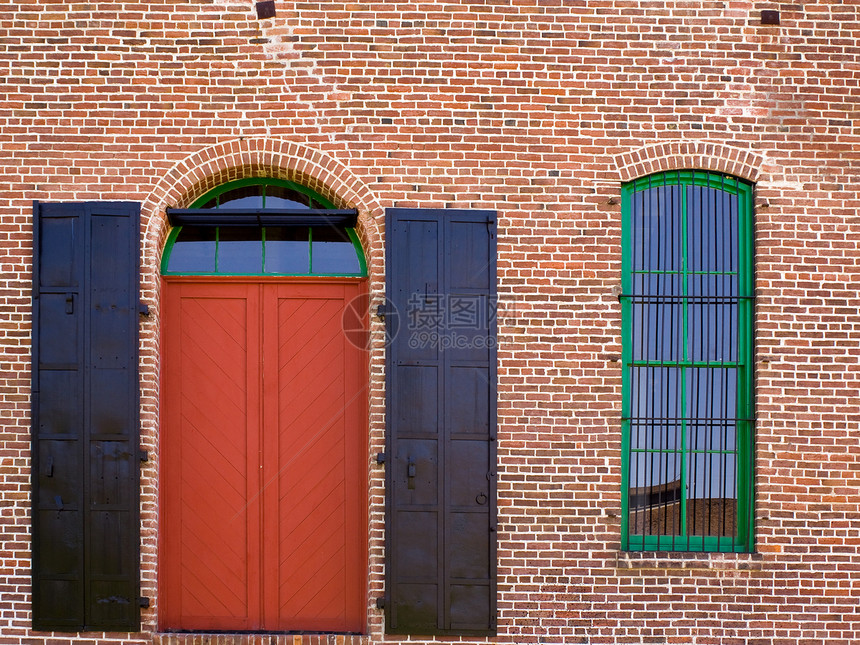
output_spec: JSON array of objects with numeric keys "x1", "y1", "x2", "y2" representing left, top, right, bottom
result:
[
  {"x1": 139, "y1": 596, "x2": 150, "y2": 608},
  {"x1": 140, "y1": 450, "x2": 149, "y2": 463},
  {"x1": 487, "y1": 217, "x2": 496, "y2": 239},
  {"x1": 376, "y1": 452, "x2": 386, "y2": 465},
  {"x1": 375, "y1": 597, "x2": 385, "y2": 610},
  {"x1": 139, "y1": 302, "x2": 150, "y2": 316}
]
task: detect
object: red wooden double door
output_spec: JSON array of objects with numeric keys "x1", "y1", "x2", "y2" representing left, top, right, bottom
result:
[{"x1": 161, "y1": 278, "x2": 367, "y2": 632}]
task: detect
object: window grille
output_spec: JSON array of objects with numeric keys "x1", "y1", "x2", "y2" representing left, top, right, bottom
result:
[{"x1": 620, "y1": 170, "x2": 754, "y2": 552}]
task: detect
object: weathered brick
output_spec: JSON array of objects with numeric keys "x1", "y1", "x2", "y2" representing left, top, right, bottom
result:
[{"x1": 2, "y1": 1, "x2": 859, "y2": 644}]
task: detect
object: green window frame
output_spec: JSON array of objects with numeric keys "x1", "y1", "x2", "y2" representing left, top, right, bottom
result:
[
  {"x1": 161, "y1": 177, "x2": 367, "y2": 277},
  {"x1": 620, "y1": 170, "x2": 754, "y2": 553}
]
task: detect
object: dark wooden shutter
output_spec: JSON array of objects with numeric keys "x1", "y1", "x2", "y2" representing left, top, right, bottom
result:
[
  {"x1": 385, "y1": 208, "x2": 497, "y2": 635},
  {"x1": 32, "y1": 202, "x2": 141, "y2": 631}
]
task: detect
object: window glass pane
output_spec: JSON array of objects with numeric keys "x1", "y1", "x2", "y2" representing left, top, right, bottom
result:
[
  {"x1": 631, "y1": 301, "x2": 683, "y2": 362},
  {"x1": 686, "y1": 452, "x2": 737, "y2": 537},
  {"x1": 629, "y1": 420, "x2": 682, "y2": 452},
  {"x1": 687, "y1": 273, "x2": 738, "y2": 298},
  {"x1": 632, "y1": 271, "x2": 683, "y2": 297},
  {"x1": 685, "y1": 368, "x2": 737, "y2": 451},
  {"x1": 686, "y1": 274, "x2": 740, "y2": 362},
  {"x1": 265, "y1": 227, "x2": 309, "y2": 274},
  {"x1": 628, "y1": 451, "x2": 682, "y2": 536},
  {"x1": 311, "y1": 226, "x2": 360, "y2": 274},
  {"x1": 687, "y1": 301, "x2": 738, "y2": 362},
  {"x1": 629, "y1": 366, "x2": 683, "y2": 448},
  {"x1": 167, "y1": 227, "x2": 216, "y2": 273},
  {"x1": 686, "y1": 186, "x2": 739, "y2": 273},
  {"x1": 264, "y1": 185, "x2": 310, "y2": 209},
  {"x1": 218, "y1": 227, "x2": 263, "y2": 273},
  {"x1": 217, "y1": 186, "x2": 264, "y2": 209},
  {"x1": 631, "y1": 184, "x2": 682, "y2": 273}
]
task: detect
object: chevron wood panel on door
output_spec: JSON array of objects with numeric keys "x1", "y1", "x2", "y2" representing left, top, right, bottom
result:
[
  {"x1": 162, "y1": 279, "x2": 367, "y2": 633},
  {"x1": 161, "y1": 282, "x2": 261, "y2": 631},
  {"x1": 267, "y1": 284, "x2": 365, "y2": 632}
]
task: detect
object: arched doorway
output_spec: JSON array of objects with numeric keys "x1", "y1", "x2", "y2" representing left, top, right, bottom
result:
[{"x1": 159, "y1": 179, "x2": 368, "y2": 632}]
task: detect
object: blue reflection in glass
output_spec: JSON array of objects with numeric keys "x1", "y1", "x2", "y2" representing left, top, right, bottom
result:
[
  {"x1": 167, "y1": 227, "x2": 216, "y2": 273},
  {"x1": 218, "y1": 227, "x2": 263, "y2": 273},
  {"x1": 311, "y1": 227, "x2": 360, "y2": 274},
  {"x1": 218, "y1": 186, "x2": 264, "y2": 209},
  {"x1": 265, "y1": 227, "x2": 309, "y2": 274}
]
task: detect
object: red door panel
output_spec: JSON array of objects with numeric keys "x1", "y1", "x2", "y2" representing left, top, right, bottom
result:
[
  {"x1": 161, "y1": 283, "x2": 261, "y2": 630},
  {"x1": 162, "y1": 279, "x2": 367, "y2": 633},
  {"x1": 264, "y1": 284, "x2": 365, "y2": 631}
]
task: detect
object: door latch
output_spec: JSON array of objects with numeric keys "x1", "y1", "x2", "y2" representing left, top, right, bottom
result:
[{"x1": 407, "y1": 456, "x2": 416, "y2": 490}]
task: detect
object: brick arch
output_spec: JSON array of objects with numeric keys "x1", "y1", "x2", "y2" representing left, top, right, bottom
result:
[
  {"x1": 140, "y1": 138, "x2": 384, "y2": 293},
  {"x1": 136, "y1": 140, "x2": 386, "y2": 631},
  {"x1": 613, "y1": 140, "x2": 768, "y2": 184}
]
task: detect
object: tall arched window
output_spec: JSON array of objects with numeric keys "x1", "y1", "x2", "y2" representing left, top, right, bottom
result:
[{"x1": 620, "y1": 170, "x2": 754, "y2": 552}]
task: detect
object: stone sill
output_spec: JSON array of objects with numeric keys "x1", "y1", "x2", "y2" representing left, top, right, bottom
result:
[
  {"x1": 616, "y1": 550, "x2": 765, "y2": 571},
  {"x1": 153, "y1": 634, "x2": 370, "y2": 645}
]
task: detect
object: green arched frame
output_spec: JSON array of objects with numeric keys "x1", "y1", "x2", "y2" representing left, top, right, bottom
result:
[{"x1": 161, "y1": 177, "x2": 367, "y2": 277}]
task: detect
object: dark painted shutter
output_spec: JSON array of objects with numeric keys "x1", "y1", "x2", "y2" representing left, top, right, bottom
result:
[
  {"x1": 385, "y1": 208, "x2": 497, "y2": 635},
  {"x1": 32, "y1": 202, "x2": 141, "y2": 631}
]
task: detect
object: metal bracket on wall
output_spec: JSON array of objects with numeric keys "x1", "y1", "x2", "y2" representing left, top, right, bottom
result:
[
  {"x1": 761, "y1": 9, "x2": 780, "y2": 25},
  {"x1": 256, "y1": 1, "x2": 276, "y2": 19}
]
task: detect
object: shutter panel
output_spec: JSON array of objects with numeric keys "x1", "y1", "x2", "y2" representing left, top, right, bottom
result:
[
  {"x1": 33, "y1": 203, "x2": 86, "y2": 630},
  {"x1": 385, "y1": 208, "x2": 497, "y2": 635},
  {"x1": 32, "y1": 202, "x2": 141, "y2": 631}
]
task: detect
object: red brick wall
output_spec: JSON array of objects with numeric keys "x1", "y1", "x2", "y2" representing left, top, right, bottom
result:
[{"x1": 3, "y1": 1, "x2": 859, "y2": 644}]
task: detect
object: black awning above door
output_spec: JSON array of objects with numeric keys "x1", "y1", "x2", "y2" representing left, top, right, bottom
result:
[{"x1": 166, "y1": 208, "x2": 358, "y2": 227}]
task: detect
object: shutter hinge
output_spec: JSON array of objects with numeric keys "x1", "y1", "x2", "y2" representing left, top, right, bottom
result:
[
  {"x1": 375, "y1": 597, "x2": 385, "y2": 610},
  {"x1": 376, "y1": 452, "x2": 386, "y2": 465},
  {"x1": 139, "y1": 302, "x2": 150, "y2": 316},
  {"x1": 375, "y1": 303, "x2": 387, "y2": 321},
  {"x1": 139, "y1": 596, "x2": 150, "y2": 608},
  {"x1": 487, "y1": 217, "x2": 496, "y2": 239},
  {"x1": 140, "y1": 450, "x2": 149, "y2": 463}
]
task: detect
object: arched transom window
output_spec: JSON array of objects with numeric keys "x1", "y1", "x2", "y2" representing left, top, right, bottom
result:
[{"x1": 161, "y1": 178, "x2": 366, "y2": 276}]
